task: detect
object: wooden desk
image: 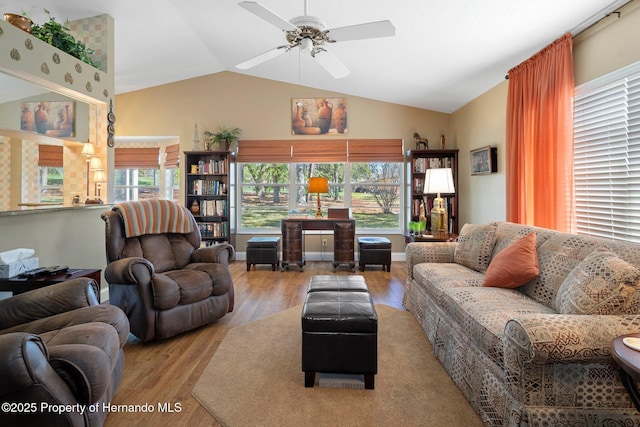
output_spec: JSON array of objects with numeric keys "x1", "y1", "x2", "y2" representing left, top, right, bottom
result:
[
  {"x1": 281, "y1": 218, "x2": 355, "y2": 271},
  {"x1": 403, "y1": 232, "x2": 457, "y2": 244},
  {"x1": 611, "y1": 334, "x2": 640, "y2": 412},
  {"x1": 0, "y1": 268, "x2": 101, "y2": 301}
]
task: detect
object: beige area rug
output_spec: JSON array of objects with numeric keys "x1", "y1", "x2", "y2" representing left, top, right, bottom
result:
[{"x1": 192, "y1": 304, "x2": 484, "y2": 427}]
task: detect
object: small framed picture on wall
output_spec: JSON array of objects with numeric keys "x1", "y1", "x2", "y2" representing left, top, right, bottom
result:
[{"x1": 470, "y1": 145, "x2": 497, "y2": 175}]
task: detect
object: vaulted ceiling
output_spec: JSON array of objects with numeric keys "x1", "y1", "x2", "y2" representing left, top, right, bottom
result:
[{"x1": 2, "y1": 0, "x2": 628, "y2": 113}]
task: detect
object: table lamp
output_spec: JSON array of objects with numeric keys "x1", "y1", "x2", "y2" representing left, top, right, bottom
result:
[
  {"x1": 308, "y1": 177, "x2": 329, "y2": 218},
  {"x1": 86, "y1": 156, "x2": 105, "y2": 204},
  {"x1": 424, "y1": 168, "x2": 455, "y2": 232},
  {"x1": 81, "y1": 143, "x2": 95, "y2": 201}
]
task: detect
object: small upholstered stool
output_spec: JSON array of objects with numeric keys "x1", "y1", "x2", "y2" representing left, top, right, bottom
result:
[
  {"x1": 246, "y1": 237, "x2": 280, "y2": 271},
  {"x1": 358, "y1": 237, "x2": 392, "y2": 272},
  {"x1": 301, "y1": 288, "x2": 378, "y2": 389}
]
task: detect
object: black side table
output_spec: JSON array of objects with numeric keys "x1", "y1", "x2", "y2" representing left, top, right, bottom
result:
[{"x1": 0, "y1": 268, "x2": 102, "y2": 301}]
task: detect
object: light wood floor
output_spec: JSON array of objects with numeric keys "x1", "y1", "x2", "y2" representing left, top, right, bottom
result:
[{"x1": 104, "y1": 260, "x2": 408, "y2": 426}]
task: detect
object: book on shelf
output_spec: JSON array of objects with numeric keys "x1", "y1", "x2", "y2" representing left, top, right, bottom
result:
[
  {"x1": 191, "y1": 179, "x2": 226, "y2": 196},
  {"x1": 198, "y1": 199, "x2": 228, "y2": 217},
  {"x1": 192, "y1": 159, "x2": 227, "y2": 175},
  {"x1": 197, "y1": 221, "x2": 229, "y2": 238},
  {"x1": 413, "y1": 156, "x2": 454, "y2": 172}
]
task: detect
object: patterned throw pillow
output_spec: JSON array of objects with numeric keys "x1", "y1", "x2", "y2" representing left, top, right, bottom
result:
[
  {"x1": 556, "y1": 247, "x2": 640, "y2": 315},
  {"x1": 454, "y1": 223, "x2": 498, "y2": 272},
  {"x1": 483, "y1": 232, "x2": 539, "y2": 288}
]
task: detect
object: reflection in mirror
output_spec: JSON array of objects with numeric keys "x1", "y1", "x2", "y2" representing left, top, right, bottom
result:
[{"x1": 0, "y1": 72, "x2": 92, "y2": 212}]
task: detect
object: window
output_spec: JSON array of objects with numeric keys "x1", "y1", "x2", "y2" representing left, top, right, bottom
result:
[
  {"x1": 240, "y1": 163, "x2": 290, "y2": 229},
  {"x1": 573, "y1": 60, "x2": 640, "y2": 242},
  {"x1": 237, "y1": 139, "x2": 403, "y2": 232},
  {"x1": 38, "y1": 145, "x2": 63, "y2": 204},
  {"x1": 39, "y1": 167, "x2": 63, "y2": 204},
  {"x1": 350, "y1": 162, "x2": 400, "y2": 229},
  {"x1": 113, "y1": 145, "x2": 179, "y2": 203}
]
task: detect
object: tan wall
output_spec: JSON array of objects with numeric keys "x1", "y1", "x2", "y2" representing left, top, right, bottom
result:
[
  {"x1": 115, "y1": 71, "x2": 450, "y2": 150},
  {"x1": 450, "y1": 0, "x2": 640, "y2": 226},
  {"x1": 451, "y1": 82, "x2": 508, "y2": 227}
]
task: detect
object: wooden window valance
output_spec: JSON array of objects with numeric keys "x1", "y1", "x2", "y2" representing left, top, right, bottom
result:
[
  {"x1": 291, "y1": 140, "x2": 347, "y2": 162},
  {"x1": 347, "y1": 139, "x2": 403, "y2": 163},
  {"x1": 38, "y1": 145, "x2": 63, "y2": 167},
  {"x1": 236, "y1": 140, "x2": 292, "y2": 163},
  {"x1": 114, "y1": 147, "x2": 160, "y2": 168},
  {"x1": 165, "y1": 144, "x2": 180, "y2": 168},
  {"x1": 237, "y1": 138, "x2": 403, "y2": 163}
]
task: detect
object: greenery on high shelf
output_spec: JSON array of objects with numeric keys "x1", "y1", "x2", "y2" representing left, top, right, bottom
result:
[
  {"x1": 29, "y1": 9, "x2": 101, "y2": 69},
  {"x1": 204, "y1": 126, "x2": 241, "y2": 150}
]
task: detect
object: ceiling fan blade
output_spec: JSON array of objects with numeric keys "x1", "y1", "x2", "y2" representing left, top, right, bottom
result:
[
  {"x1": 313, "y1": 49, "x2": 350, "y2": 79},
  {"x1": 238, "y1": 1, "x2": 299, "y2": 32},
  {"x1": 328, "y1": 20, "x2": 396, "y2": 42},
  {"x1": 236, "y1": 46, "x2": 288, "y2": 70}
]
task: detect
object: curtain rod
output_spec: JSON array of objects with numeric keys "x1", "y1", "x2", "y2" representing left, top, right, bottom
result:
[{"x1": 505, "y1": 0, "x2": 632, "y2": 79}]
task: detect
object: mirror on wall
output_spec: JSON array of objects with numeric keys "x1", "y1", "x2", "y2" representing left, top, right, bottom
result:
[{"x1": 0, "y1": 72, "x2": 92, "y2": 212}]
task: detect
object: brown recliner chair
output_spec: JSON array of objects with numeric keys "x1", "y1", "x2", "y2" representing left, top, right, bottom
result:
[
  {"x1": 101, "y1": 199, "x2": 235, "y2": 342},
  {"x1": 0, "y1": 278, "x2": 129, "y2": 426}
]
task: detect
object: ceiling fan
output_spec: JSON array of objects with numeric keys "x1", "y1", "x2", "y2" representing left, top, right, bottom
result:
[{"x1": 235, "y1": 0, "x2": 395, "y2": 79}]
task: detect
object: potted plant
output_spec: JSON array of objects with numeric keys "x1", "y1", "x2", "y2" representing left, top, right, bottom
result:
[
  {"x1": 203, "y1": 125, "x2": 241, "y2": 151},
  {"x1": 29, "y1": 9, "x2": 100, "y2": 69}
]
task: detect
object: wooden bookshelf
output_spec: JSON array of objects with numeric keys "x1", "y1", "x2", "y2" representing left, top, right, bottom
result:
[
  {"x1": 184, "y1": 151, "x2": 235, "y2": 247},
  {"x1": 408, "y1": 149, "x2": 459, "y2": 234}
]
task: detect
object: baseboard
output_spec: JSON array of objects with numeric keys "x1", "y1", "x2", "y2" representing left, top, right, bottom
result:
[
  {"x1": 101, "y1": 287, "x2": 109, "y2": 303},
  {"x1": 236, "y1": 251, "x2": 406, "y2": 262}
]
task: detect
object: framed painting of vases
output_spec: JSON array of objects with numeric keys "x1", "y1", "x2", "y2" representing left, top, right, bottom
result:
[
  {"x1": 21, "y1": 101, "x2": 75, "y2": 138},
  {"x1": 291, "y1": 98, "x2": 348, "y2": 135}
]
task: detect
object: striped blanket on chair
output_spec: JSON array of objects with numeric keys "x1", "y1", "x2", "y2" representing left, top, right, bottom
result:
[{"x1": 113, "y1": 199, "x2": 194, "y2": 238}]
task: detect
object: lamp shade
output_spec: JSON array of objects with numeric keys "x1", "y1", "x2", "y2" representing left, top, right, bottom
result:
[
  {"x1": 424, "y1": 168, "x2": 455, "y2": 195},
  {"x1": 81, "y1": 143, "x2": 95, "y2": 156},
  {"x1": 308, "y1": 177, "x2": 329, "y2": 194},
  {"x1": 93, "y1": 169, "x2": 106, "y2": 182},
  {"x1": 89, "y1": 156, "x2": 104, "y2": 170}
]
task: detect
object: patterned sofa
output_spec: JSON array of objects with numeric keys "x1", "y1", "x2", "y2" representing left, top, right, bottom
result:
[{"x1": 403, "y1": 221, "x2": 640, "y2": 426}]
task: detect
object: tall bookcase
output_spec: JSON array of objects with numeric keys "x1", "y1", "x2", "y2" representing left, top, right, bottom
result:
[
  {"x1": 408, "y1": 149, "x2": 459, "y2": 234},
  {"x1": 184, "y1": 151, "x2": 235, "y2": 247}
]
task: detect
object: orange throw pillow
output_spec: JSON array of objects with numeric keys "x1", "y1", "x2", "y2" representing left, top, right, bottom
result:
[{"x1": 482, "y1": 232, "x2": 539, "y2": 288}]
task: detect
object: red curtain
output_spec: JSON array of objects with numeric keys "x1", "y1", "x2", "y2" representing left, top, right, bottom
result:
[{"x1": 506, "y1": 33, "x2": 574, "y2": 231}]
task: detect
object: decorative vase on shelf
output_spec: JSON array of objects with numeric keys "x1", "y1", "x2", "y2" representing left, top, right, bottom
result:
[
  {"x1": 190, "y1": 200, "x2": 200, "y2": 215},
  {"x1": 418, "y1": 203, "x2": 427, "y2": 235}
]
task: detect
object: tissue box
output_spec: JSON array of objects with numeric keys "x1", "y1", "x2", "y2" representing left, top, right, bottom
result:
[{"x1": 0, "y1": 257, "x2": 39, "y2": 278}]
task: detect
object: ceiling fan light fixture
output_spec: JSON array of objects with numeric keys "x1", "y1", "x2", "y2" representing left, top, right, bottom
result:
[{"x1": 300, "y1": 38, "x2": 313, "y2": 52}]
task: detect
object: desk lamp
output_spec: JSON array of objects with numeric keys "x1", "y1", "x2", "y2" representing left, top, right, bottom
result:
[
  {"x1": 308, "y1": 177, "x2": 329, "y2": 218},
  {"x1": 424, "y1": 168, "x2": 455, "y2": 232}
]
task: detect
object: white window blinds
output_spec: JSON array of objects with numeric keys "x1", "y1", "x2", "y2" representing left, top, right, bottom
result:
[{"x1": 573, "y1": 60, "x2": 640, "y2": 242}]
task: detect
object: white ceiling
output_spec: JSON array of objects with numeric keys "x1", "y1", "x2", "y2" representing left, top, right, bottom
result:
[{"x1": 1, "y1": 0, "x2": 628, "y2": 113}]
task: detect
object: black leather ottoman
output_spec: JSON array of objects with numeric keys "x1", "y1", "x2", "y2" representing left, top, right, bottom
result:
[
  {"x1": 301, "y1": 289, "x2": 378, "y2": 389},
  {"x1": 358, "y1": 236, "x2": 392, "y2": 272},
  {"x1": 246, "y1": 237, "x2": 280, "y2": 271},
  {"x1": 307, "y1": 274, "x2": 369, "y2": 292}
]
